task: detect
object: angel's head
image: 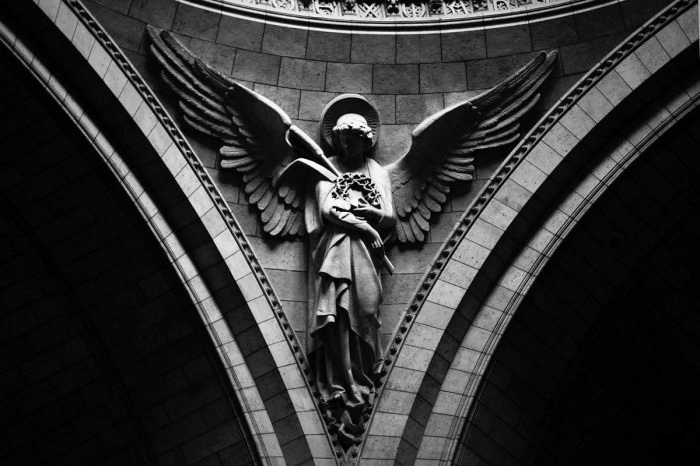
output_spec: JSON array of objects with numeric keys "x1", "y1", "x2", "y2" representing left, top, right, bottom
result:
[{"x1": 332, "y1": 114, "x2": 374, "y2": 158}]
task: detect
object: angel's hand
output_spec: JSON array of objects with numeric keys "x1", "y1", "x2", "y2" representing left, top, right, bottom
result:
[
  {"x1": 364, "y1": 227, "x2": 385, "y2": 258},
  {"x1": 353, "y1": 198, "x2": 383, "y2": 223}
]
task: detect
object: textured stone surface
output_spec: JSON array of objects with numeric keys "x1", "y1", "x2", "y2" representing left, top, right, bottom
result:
[
  {"x1": 530, "y1": 14, "x2": 579, "y2": 49},
  {"x1": 217, "y1": 14, "x2": 265, "y2": 51},
  {"x1": 420, "y1": 62, "x2": 467, "y2": 93},
  {"x1": 397, "y1": 33, "x2": 441, "y2": 64},
  {"x1": 262, "y1": 23, "x2": 308, "y2": 59},
  {"x1": 373, "y1": 64, "x2": 419, "y2": 94},
  {"x1": 576, "y1": 3, "x2": 627, "y2": 41},
  {"x1": 441, "y1": 29, "x2": 487, "y2": 62},
  {"x1": 352, "y1": 34, "x2": 396, "y2": 64},
  {"x1": 396, "y1": 94, "x2": 444, "y2": 124},
  {"x1": 172, "y1": 3, "x2": 220, "y2": 42},
  {"x1": 128, "y1": 0, "x2": 177, "y2": 30},
  {"x1": 306, "y1": 30, "x2": 351, "y2": 62},
  {"x1": 88, "y1": 3, "x2": 145, "y2": 52},
  {"x1": 231, "y1": 50, "x2": 281, "y2": 85},
  {"x1": 326, "y1": 62, "x2": 373, "y2": 92},
  {"x1": 278, "y1": 57, "x2": 326, "y2": 91},
  {"x1": 485, "y1": 23, "x2": 532, "y2": 58}
]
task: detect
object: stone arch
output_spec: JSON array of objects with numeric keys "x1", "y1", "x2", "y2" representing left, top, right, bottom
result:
[
  {"x1": 3, "y1": 0, "x2": 696, "y2": 464},
  {"x1": 0, "y1": 46, "x2": 260, "y2": 464},
  {"x1": 453, "y1": 108, "x2": 700, "y2": 464},
  {"x1": 363, "y1": 0, "x2": 699, "y2": 463},
  {"x1": 1, "y1": 1, "x2": 329, "y2": 464}
]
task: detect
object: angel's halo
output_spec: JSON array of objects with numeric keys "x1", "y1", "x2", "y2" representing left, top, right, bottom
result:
[{"x1": 321, "y1": 94, "x2": 379, "y2": 152}]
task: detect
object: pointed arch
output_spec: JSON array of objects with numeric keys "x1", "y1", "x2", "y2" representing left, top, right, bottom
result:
[
  {"x1": 0, "y1": 1, "x2": 330, "y2": 464},
  {"x1": 364, "y1": 0, "x2": 699, "y2": 463}
]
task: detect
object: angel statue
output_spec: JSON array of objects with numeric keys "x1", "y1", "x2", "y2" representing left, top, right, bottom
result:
[{"x1": 147, "y1": 25, "x2": 556, "y2": 450}]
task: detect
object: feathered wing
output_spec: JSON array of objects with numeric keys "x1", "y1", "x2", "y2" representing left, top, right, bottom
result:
[
  {"x1": 386, "y1": 51, "x2": 558, "y2": 243},
  {"x1": 147, "y1": 26, "x2": 329, "y2": 236}
]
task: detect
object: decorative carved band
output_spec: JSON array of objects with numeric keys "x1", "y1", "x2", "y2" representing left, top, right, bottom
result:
[
  {"x1": 183, "y1": 0, "x2": 620, "y2": 31},
  {"x1": 214, "y1": 0, "x2": 567, "y2": 20}
]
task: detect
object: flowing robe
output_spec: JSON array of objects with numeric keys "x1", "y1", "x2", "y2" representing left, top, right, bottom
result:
[{"x1": 305, "y1": 157, "x2": 395, "y2": 441}]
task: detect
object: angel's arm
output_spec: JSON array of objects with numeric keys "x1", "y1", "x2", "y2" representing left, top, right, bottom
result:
[
  {"x1": 316, "y1": 181, "x2": 385, "y2": 255},
  {"x1": 355, "y1": 167, "x2": 397, "y2": 233},
  {"x1": 376, "y1": 168, "x2": 397, "y2": 232},
  {"x1": 317, "y1": 180, "x2": 372, "y2": 232}
]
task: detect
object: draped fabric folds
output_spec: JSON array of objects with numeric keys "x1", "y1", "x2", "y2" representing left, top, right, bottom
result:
[{"x1": 305, "y1": 157, "x2": 395, "y2": 448}]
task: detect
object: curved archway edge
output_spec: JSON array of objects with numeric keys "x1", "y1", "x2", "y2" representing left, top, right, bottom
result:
[
  {"x1": 363, "y1": 0, "x2": 700, "y2": 463},
  {"x1": 2, "y1": 0, "x2": 698, "y2": 464},
  {"x1": 0, "y1": 1, "x2": 331, "y2": 464}
]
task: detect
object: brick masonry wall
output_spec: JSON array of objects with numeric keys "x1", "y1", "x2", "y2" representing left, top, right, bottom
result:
[
  {"x1": 0, "y1": 45, "x2": 256, "y2": 465},
  {"x1": 81, "y1": 0, "x2": 674, "y2": 353},
  {"x1": 456, "y1": 110, "x2": 700, "y2": 465}
]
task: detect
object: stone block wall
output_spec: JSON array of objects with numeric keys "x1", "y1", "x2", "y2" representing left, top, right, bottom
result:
[
  {"x1": 82, "y1": 0, "x2": 674, "y2": 359},
  {"x1": 84, "y1": 0, "x2": 671, "y2": 386}
]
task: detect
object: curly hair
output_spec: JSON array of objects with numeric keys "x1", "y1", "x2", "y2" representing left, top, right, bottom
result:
[{"x1": 331, "y1": 113, "x2": 374, "y2": 151}]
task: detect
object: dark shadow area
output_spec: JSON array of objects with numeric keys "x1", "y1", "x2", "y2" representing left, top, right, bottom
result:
[
  {"x1": 456, "y1": 106, "x2": 700, "y2": 465},
  {"x1": 0, "y1": 40, "x2": 257, "y2": 465}
]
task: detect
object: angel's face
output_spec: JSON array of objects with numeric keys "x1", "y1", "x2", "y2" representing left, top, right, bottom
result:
[{"x1": 338, "y1": 130, "x2": 366, "y2": 163}]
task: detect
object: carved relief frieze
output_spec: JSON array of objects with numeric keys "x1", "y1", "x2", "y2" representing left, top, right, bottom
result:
[
  {"x1": 315, "y1": 0, "x2": 338, "y2": 15},
  {"x1": 217, "y1": 0, "x2": 578, "y2": 19},
  {"x1": 472, "y1": 0, "x2": 489, "y2": 11},
  {"x1": 443, "y1": 0, "x2": 473, "y2": 15},
  {"x1": 429, "y1": 0, "x2": 444, "y2": 15},
  {"x1": 400, "y1": 1, "x2": 427, "y2": 17},
  {"x1": 341, "y1": 0, "x2": 358, "y2": 14},
  {"x1": 357, "y1": 1, "x2": 384, "y2": 18},
  {"x1": 272, "y1": 0, "x2": 297, "y2": 10},
  {"x1": 386, "y1": 0, "x2": 400, "y2": 14}
]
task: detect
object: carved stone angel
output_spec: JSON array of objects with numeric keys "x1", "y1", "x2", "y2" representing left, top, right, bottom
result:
[{"x1": 147, "y1": 25, "x2": 556, "y2": 449}]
